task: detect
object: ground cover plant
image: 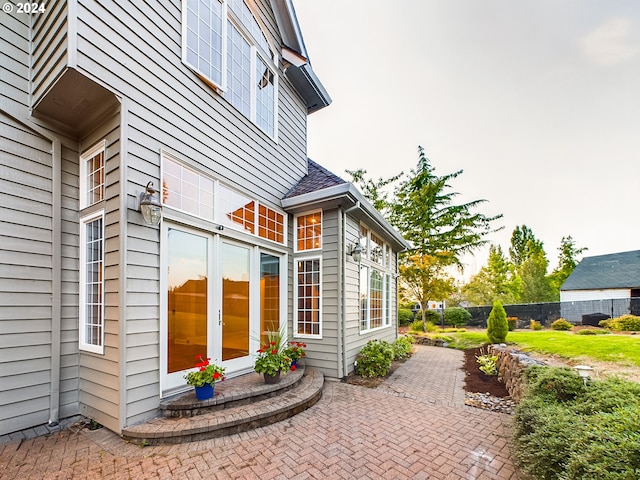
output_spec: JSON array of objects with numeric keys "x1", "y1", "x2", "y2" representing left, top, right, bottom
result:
[{"x1": 513, "y1": 365, "x2": 640, "y2": 479}]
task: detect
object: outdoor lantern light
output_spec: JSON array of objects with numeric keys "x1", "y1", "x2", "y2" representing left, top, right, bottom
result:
[
  {"x1": 574, "y1": 365, "x2": 593, "y2": 385},
  {"x1": 347, "y1": 241, "x2": 363, "y2": 263},
  {"x1": 139, "y1": 181, "x2": 162, "y2": 225}
]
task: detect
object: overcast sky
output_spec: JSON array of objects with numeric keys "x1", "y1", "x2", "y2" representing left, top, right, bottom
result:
[{"x1": 294, "y1": 1, "x2": 640, "y2": 276}]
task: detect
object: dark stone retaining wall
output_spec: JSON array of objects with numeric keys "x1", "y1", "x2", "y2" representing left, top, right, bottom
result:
[{"x1": 488, "y1": 345, "x2": 546, "y2": 402}]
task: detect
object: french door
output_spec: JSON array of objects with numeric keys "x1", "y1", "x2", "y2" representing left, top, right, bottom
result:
[{"x1": 161, "y1": 223, "x2": 283, "y2": 394}]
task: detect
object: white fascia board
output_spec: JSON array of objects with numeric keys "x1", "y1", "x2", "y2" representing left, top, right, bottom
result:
[{"x1": 282, "y1": 183, "x2": 410, "y2": 250}]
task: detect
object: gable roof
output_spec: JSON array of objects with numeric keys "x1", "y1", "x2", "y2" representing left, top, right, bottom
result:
[
  {"x1": 282, "y1": 159, "x2": 410, "y2": 251},
  {"x1": 561, "y1": 250, "x2": 640, "y2": 291}
]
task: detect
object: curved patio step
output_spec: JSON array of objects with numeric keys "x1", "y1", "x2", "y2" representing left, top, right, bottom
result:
[{"x1": 122, "y1": 368, "x2": 323, "y2": 445}]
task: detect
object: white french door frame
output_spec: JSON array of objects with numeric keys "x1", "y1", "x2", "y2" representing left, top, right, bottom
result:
[{"x1": 159, "y1": 221, "x2": 287, "y2": 397}]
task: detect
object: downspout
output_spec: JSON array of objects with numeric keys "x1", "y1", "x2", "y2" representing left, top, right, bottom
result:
[
  {"x1": 337, "y1": 207, "x2": 343, "y2": 377},
  {"x1": 49, "y1": 137, "x2": 62, "y2": 426},
  {"x1": 342, "y1": 202, "x2": 360, "y2": 377}
]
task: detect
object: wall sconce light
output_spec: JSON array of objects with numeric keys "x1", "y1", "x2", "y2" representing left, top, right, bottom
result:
[
  {"x1": 347, "y1": 241, "x2": 363, "y2": 263},
  {"x1": 139, "y1": 181, "x2": 162, "y2": 226}
]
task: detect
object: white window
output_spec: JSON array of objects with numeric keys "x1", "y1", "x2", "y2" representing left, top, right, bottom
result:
[
  {"x1": 182, "y1": 0, "x2": 278, "y2": 138},
  {"x1": 79, "y1": 212, "x2": 104, "y2": 353},
  {"x1": 79, "y1": 141, "x2": 105, "y2": 209},
  {"x1": 162, "y1": 152, "x2": 215, "y2": 220},
  {"x1": 295, "y1": 210, "x2": 322, "y2": 252},
  {"x1": 359, "y1": 224, "x2": 393, "y2": 333},
  {"x1": 161, "y1": 153, "x2": 285, "y2": 244},
  {"x1": 183, "y1": 0, "x2": 225, "y2": 87},
  {"x1": 295, "y1": 257, "x2": 321, "y2": 337}
]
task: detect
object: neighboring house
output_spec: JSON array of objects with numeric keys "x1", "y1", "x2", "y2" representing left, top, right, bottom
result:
[
  {"x1": 0, "y1": 0, "x2": 409, "y2": 436},
  {"x1": 560, "y1": 250, "x2": 640, "y2": 322}
]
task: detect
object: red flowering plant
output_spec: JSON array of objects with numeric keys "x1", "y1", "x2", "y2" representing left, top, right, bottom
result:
[
  {"x1": 184, "y1": 355, "x2": 226, "y2": 387},
  {"x1": 254, "y1": 328, "x2": 291, "y2": 376},
  {"x1": 283, "y1": 341, "x2": 307, "y2": 363}
]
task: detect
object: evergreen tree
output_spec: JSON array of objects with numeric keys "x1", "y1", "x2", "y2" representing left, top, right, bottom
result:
[
  {"x1": 548, "y1": 236, "x2": 588, "y2": 293},
  {"x1": 487, "y1": 299, "x2": 508, "y2": 344},
  {"x1": 390, "y1": 147, "x2": 502, "y2": 329}
]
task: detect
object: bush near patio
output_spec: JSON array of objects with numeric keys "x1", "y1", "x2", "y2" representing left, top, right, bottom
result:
[
  {"x1": 355, "y1": 337, "x2": 416, "y2": 378},
  {"x1": 514, "y1": 365, "x2": 640, "y2": 480}
]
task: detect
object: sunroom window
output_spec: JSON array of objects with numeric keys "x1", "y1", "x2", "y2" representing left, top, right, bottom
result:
[{"x1": 183, "y1": 0, "x2": 278, "y2": 138}]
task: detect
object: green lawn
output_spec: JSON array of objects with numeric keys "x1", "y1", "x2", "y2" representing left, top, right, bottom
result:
[{"x1": 448, "y1": 330, "x2": 640, "y2": 366}]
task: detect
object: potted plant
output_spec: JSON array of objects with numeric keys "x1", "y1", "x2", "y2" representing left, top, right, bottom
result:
[
  {"x1": 254, "y1": 328, "x2": 291, "y2": 383},
  {"x1": 283, "y1": 341, "x2": 307, "y2": 369},
  {"x1": 184, "y1": 354, "x2": 226, "y2": 400}
]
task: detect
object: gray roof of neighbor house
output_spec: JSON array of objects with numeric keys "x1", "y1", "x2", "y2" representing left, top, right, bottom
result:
[
  {"x1": 282, "y1": 159, "x2": 410, "y2": 251},
  {"x1": 561, "y1": 250, "x2": 640, "y2": 291}
]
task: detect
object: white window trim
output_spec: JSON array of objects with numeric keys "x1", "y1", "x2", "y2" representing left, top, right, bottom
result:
[
  {"x1": 79, "y1": 140, "x2": 106, "y2": 210},
  {"x1": 359, "y1": 223, "x2": 394, "y2": 333},
  {"x1": 79, "y1": 210, "x2": 105, "y2": 354},
  {"x1": 294, "y1": 255, "x2": 322, "y2": 339},
  {"x1": 161, "y1": 151, "x2": 287, "y2": 245},
  {"x1": 181, "y1": 0, "x2": 279, "y2": 140},
  {"x1": 294, "y1": 209, "x2": 323, "y2": 253}
]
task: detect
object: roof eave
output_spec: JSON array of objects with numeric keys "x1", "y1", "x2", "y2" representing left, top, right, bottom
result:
[
  {"x1": 282, "y1": 183, "x2": 410, "y2": 250},
  {"x1": 270, "y1": 0, "x2": 332, "y2": 113}
]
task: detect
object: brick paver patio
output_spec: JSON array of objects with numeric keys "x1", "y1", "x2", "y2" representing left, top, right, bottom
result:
[{"x1": 0, "y1": 345, "x2": 521, "y2": 479}]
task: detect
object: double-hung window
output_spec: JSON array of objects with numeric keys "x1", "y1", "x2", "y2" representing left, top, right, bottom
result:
[
  {"x1": 183, "y1": 0, "x2": 278, "y2": 138},
  {"x1": 79, "y1": 142, "x2": 106, "y2": 353}
]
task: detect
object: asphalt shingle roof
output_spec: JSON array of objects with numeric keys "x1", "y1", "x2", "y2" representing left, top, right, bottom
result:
[
  {"x1": 284, "y1": 159, "x2": 346, "y2": 198},
  {"x1": 561, "y1": 250, "x2": 640, "y2": 291}
]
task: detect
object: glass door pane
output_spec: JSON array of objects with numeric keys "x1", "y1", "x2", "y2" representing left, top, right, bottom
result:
[
  {"x1": 167, "y1": 228, "x2": 208, "y2": 373},
  {"x1": 221, "y1": 242, "x2": 250, "y2": 361},
  {"x1": 260, "y1": 253, "x2": 280, "y2": 342}
]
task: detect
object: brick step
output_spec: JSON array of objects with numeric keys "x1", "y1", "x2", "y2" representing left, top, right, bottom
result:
[{"x1": 122, "y1": 368, "x2": 323, "y2": 445}]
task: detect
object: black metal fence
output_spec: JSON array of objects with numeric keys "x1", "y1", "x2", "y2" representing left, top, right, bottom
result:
[{"x1": 465, "y1": 297, "x2": 640, "y2": 328}]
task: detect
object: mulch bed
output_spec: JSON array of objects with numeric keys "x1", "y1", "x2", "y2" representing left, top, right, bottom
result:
[{"x1": 462, "y1": 347, "x2": 509, "y2": 397}]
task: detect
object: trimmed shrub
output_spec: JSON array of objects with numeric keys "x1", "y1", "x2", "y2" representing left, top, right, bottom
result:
[
  {"x1": 550, "y1": 318, "x2": 573, "y2": 331},
  {"x1": 600, "y1": 314, "x2": 640, "y2": 331},
  {"x1": 398, "y1": 309, "x2": 414, "y2": 326},
  {"x1": 487, "y1": 300, "x2": 508, "y2": 344},
  {"x1": 392, "y1": 335, "x2": 414, "y2": 360},
  {"x1": 354, "y1": 340, "x2": 394, "y2": 377},
  {"x1": 444, "y1": 307, "x2": 471, "y2": 327},
  {"x1": 507, "y1": 317, "x2": 518, "y2": 331},
  {"x1": 530, "y1": 319, "x2": 543, "y2": 330},
  {"x1": 575, "y1": 328, "x2": 610, "y2": 335}
]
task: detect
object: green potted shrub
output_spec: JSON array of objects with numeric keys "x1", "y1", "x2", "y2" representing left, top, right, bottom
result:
[{"x1": 254, "y1": 329, "x2": 291, "y2": 383}]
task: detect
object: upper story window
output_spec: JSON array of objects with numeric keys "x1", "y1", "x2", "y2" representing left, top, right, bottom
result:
[
  {"x1": 295, "y1": 210, "x2": 322, "y2": 252},
  {"x1": 182, "y1": 0, "x2": 278, "y2": 138},
  {"x1": 162, "y1": 152, "x2": 285, "y2": 244},
  {"x1": 80, "y1": 141, "x2": 105, "y2": 209}
]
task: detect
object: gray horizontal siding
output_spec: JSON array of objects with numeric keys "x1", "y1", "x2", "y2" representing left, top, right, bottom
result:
[
  {"x1": 0, "y1": 113, "x2": 53, "y2": 436},
  {"x1": 31, "y1": 0, "x2": 69, "y2": 105},
  {"x1": 73, "y1": 0, "x2": 307, "y2": 207}
]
